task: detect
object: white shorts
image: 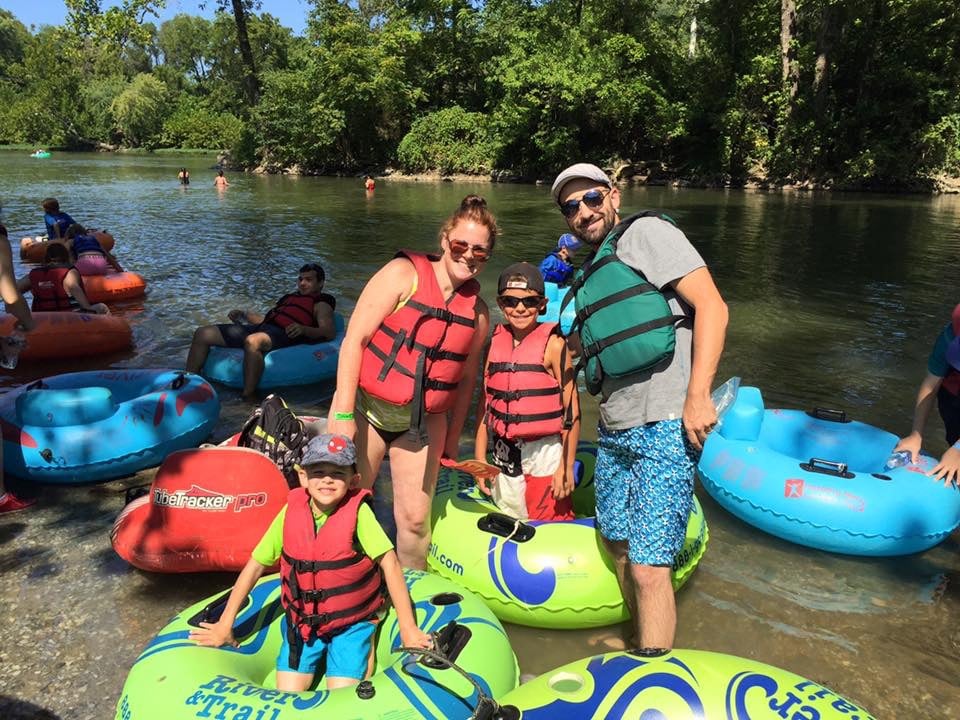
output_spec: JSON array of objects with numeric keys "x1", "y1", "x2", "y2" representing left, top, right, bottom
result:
[{"x1": 491, "y1": 435, "x2": 562, "y2": 521}]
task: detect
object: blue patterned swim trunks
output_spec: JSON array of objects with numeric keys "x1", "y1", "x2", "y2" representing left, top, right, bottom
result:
[{"x1": 594, "y1": 419, "x2": 696, "y2": 565}]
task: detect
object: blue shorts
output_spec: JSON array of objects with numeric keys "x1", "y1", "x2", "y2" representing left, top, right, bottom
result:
[
  {"x1": 276, "y1": 617, "x2": 378, "y2": 679},
  {"x1": 216, "y1": 322, "x2": 296, "y2": 350},
  {"x1": 594, "y1": 419, "x2": 696, "y2": 565}
]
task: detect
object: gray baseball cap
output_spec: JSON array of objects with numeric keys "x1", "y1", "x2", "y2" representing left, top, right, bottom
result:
[
  {"x1": 551, "y1": 163, "x2": 612, "y2": 203},
  {"x1": 300, "y1": 433, "x2": 357, "y2": 467}
]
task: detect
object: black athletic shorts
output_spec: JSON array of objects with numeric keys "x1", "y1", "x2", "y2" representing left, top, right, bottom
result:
[{"x1": 216, "y1": 322, "x2": 296, "y2": 350}]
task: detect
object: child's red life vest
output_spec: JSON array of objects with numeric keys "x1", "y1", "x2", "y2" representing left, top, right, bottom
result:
[
  {"x1": 359, "y1": 251, "x2": 479, "y2": 415},
  {"x1": 279, "y1": 487, "x2": 384, "y2": 667},
  {"x1": 28, "y1": 265, "x2": 79, "y2": 311},
  {"x1": 485, "y1": 322, "x2": 564, "y2": 440}
]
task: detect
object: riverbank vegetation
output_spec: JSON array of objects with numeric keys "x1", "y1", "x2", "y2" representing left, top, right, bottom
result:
[{"x1": 1, "y1": 0, "x2": 958, "y2": 189}]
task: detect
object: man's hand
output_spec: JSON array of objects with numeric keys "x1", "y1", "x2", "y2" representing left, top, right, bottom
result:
[
  {"x1": 285, "y1": 323, "x2": 305, "y2": 339},
  {"x1": 683, "y1": 392, "x2": 718, "y2": 451},
  {"x1": 228, "y1": 309, "x2": 246, "y2": 323}
]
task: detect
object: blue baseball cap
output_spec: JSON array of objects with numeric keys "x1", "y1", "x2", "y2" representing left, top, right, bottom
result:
[
  {"x1": 300, "y1": 433, "x2": 357, "y2": 467},
  {"x1": 557, "y1": 233, "x2": 582, "y2": 253}
]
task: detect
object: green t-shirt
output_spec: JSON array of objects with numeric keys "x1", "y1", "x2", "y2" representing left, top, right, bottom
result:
[
  {"x1": 927, "y1": 322, "x2": 957, "y2": 377},
  {"x1": 252, "y1": 495, "x2": 394, "y2": 567}
]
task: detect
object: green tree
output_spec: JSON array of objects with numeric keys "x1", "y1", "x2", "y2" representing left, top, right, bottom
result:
[{"x1": 111, "y1": 72, "x2": 170, "y2": 147}]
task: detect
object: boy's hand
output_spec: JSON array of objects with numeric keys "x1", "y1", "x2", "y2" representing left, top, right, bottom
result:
[
  {"x1": 399, "y1": 625, "x2": 434, "y2": 651},
  {"x1": 189, "y1": 621, "x2": 239, "y2": 649},
  {"x1": 552, "y1": 466, "x2": 574, "y2": 499}
]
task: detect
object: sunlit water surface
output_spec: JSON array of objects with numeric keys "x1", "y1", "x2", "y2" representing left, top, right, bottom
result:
[{"x1": 0, "y1": 151, "x2": 958, "y2": 718}]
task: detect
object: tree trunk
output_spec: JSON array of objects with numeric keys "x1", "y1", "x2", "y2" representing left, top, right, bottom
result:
[
  {"x1": 813, "y1": 1, "x2": 840, "y2": 121},
  {"x1": 230, "y1": 0, "x2": 260, "y2": 106},
  {"x1": 781, "y1": 0, "x2": 798, "y2": 106}
]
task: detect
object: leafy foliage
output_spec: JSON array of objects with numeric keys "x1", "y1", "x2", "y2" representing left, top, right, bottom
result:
[{"x1": 1, "y1": 0, "x2": 958, "y2": 186}]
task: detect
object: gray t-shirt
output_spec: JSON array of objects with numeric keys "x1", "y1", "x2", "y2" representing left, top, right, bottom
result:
[{"x1": 598, "y1": 216, "x2": 705, "y2": 430}]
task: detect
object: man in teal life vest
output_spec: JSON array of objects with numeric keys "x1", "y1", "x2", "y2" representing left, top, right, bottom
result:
[
  {"x1": 551, "y1": 163, "x2": 728, "y2": 650},
  {"x1": 186, "y1": 263, "x2": 336, "y2": 399}
]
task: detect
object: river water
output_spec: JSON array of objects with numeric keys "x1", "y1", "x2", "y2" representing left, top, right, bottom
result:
[{"x1": 0, "y1": 151, "x2": 958, "y2": 718}]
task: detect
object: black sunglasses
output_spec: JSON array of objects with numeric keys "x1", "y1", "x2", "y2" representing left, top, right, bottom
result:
[
  {"x1": 559, "y1": 188, "x2": 610, "y2": 218},
  {"x1": 498, "y1": 295, "x2": 544, "y2": 309}
]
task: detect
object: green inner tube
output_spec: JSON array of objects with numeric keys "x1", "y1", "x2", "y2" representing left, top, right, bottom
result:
[
  {"x1": 116, "y1": 571, "x2": 518, "y2": 720},
  {"x1": 428, "y1": 441, "x2": 708, "y2": 629}
]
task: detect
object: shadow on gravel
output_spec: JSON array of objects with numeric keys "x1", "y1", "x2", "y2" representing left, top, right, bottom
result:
[{"x1": 0, "y1": 695, "x2": 62, "y2": 719}]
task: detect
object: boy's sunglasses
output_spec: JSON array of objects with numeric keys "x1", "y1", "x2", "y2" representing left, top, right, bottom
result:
[
  {"x1": 448, "y1": 238, "x2": 491, "y2": 262},
  {"x1": 559, "y1": 188, "x2": 610, "y2": 218},
  {"x1": 498, "y1": 295, "x2": 544, "y2": 309}
]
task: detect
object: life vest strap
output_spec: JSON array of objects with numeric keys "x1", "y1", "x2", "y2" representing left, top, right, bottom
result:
[
  {"x1": 582, "y1": 315, "x2": 681, "y2": 360},
  {"x1": 487, "y1": 362, "x2": 548, "y2": 374},
  {"x1": 405, "y1": 299, "x2": 476, "y2": 329},
  {"x1": 486, "y1": 386, "x2": 559, "y2": 402},
  {"x1": 574, "y1": 283, "x2": 657, "y2": 324},
  {"x1": 487, "y1": 406, "x2": 565, "y2": 424},
  {"x1": 377, "y1": 325, "x2": 469, "y2": 362},
  {"x1": 282, "y1": 550, "x2": 365, "y2": 576},
  {"x1": 293, "y1": 564, "x2": 381, "y2": 603}
]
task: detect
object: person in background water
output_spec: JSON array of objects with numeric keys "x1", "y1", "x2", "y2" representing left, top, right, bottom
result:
[
  {"x1": 41, "y1": 197, "x2": 76, "y2": 241},
  {"x1": 364, "y1": 175, "x2": 376, "y2": 191},
  {"x1": 214, "y1": 170, "x2": 229, "y2": 189},
  {"x1": 539, "y1": 233, "x2": 582, "y2": 285},
  {"x1": 178, "y1": 167, "x2": 190, "y2": 185},
  {"x1": 0, "y1": 223, "x2": 36, "y2": 513},
  {"x1": 17, "y1": 243, "x2": 109, "y2": 314},
  {"x1": 893, "y1": 303, "x2": 960, "y2": 486},
  {"x1": 552, "y1": 162, "x2": 728, "y2": 650},
  {"x1": 475, "y1": 262, "x2": 579, "y2": 522},
  {"x1": 326, "y1": 195, "x2": 495, "y2": 570},
  {"x1": 189, "y1": 434, "x2": 432, "y2": 691},
  {"x1": 185, "y1": 263, "x2": 336, "y2": 400},
  {"x1": 63, "y1": 224, "x2": 123, "y2": 276}
]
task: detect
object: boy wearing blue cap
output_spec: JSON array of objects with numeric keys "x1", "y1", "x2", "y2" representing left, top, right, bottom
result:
[
  {"x1": 539, "y1": 233, "x2": 582, "y2": 285},
  {"x1": 190, "y1": 433, "x2": 433, "y2": 691}
]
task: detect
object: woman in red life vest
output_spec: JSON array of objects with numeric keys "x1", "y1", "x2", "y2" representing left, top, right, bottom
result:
[{"x1": 327, "y1": 195, "x2": 496, "y2": 569}]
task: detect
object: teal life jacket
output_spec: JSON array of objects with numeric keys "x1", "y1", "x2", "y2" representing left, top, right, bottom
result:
[{"x1": 561, "y1": 211, "x2": 687, "y2": 395}]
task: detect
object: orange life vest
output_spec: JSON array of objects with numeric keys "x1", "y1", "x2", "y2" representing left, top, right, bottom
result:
[
  {"x1": 279, "y1": 487, "x2": 384, "y2": 668},
  {"x1": 358, "y1": 251, "x2": 479, "y2": 419},
  {"x1": 28, "y1": 265, "x2": 80, "y2": 311},
  {"x1": 485, "y1": 322, "x2": 565, "y2": 440}
]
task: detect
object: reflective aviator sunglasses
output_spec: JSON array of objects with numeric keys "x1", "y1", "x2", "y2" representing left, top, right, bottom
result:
[
  {"x1": 448, "y1": 238, "x2": 491, "y2": 262},
  {"x1": 558, "y1": 188, "x2": 610, "y2": 218}
]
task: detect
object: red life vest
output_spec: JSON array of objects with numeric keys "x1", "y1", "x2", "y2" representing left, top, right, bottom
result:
[
  {"x1": 279, "y1": 487, "x2": 384, "y2": 668},
  {"x1": 485, "y1": 322, "x2": 565, "y2": 440},
  {"x1": 358, "y1": 251, "x2": 479, "y2": 417},
  {"x1": 264, "y1": 293, "x2": 324, "y2": 329},
  {"x1": 28, "y1": 265, "x2": 80, "y2": 311}
]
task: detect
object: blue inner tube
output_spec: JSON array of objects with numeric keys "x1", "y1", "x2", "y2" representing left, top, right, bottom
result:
[
  {"x1": 203, "y1": 314, "x2": 345, "y2": 389},
  {"x1": 0, "y1": 369, "x2": 220, "y2": 484},
  {"x1": 698, "y1": 385, "x2": 960, "y2": 555}
]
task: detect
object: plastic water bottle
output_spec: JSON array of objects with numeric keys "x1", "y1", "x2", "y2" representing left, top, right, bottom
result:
[{"x1": 884, "y1": 450, "x2": 912, "y2": 470}]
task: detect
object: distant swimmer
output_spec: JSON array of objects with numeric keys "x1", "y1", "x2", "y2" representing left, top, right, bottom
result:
[
  {"x1": 178, "y1": 167, "x2": 190, "y2": 185},
  {"x1": 214, "y1": 170, "x2": 229, "y2": 189},
  {"x1": 364, "y1": 175, "x2": 375, "y2": 191}
]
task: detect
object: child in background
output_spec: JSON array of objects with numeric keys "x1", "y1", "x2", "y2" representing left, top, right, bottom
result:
[
  {"x1": 190, "y1": 433, "x2": 432, "y2": 691},
  {"x1": 42, "y1": 198, "x2": 76, "y2": 241},
  {"x1": 475, "y1": 263, "x2": 579, "y2": 521},
  {"x1": 364, "y1": 175, "x2": 376, "y2": 191},
  {"x1": 538, "y1": 233, "x2": 582, "y2": 285},
  {"x1": 64, "y1": 224, "x2": 124, "y2": 276}
]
